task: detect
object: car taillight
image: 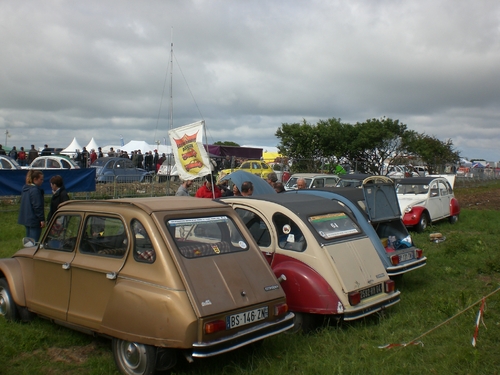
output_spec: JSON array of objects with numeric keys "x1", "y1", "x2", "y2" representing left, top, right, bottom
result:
[
  {"x1": 204, "y1": 320, "x2": 226, "y2": 334},
  {"x1": 274, "y1": 303, "x2": 288, "y2": 316},
  {"x1": 348, "y1": 291, "x2": 361, "y2": 306},
  {"x1": 415, "y1": 248, "x2": 423, "y2": 259},
  {"x1": 390, "y1": 254, "x2": 400, "y2": 265},
  {"x1": 385, "y1": 279, "x2": 395, "y2": 293}
]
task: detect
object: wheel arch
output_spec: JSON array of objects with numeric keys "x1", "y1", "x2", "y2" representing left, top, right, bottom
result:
[
  {"x1": 272, "y1": 256, "x2": 342, "y2": 315},
  {"x1": 0, "y1": 259, "x2": 27, "y2": 307}
]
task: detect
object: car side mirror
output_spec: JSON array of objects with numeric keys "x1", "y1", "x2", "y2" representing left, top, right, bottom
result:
[{"x1": 23, "y1": 237, "x2": 37, "y2": 247}]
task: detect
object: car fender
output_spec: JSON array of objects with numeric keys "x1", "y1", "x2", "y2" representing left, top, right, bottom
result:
[
  {"x1": 402, "y1": 206, "x2": 427, "y2": 226},
  {"x1": 450, "y1": 198, "x2": 460, "y2": 216},
  {"x1": 0, "y1": 259, "x2": 26, "y2": 307},
  {"x1": 100, "y1": 278, "x2": 197, "y2": 347},
  {"x1": 272, "y1": 254, "x2": 342, "y2": 315}
]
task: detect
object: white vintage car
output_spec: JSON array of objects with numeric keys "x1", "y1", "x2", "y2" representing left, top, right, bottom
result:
[{"x1": 396, "y1": 176, "x2": 460, "y2": 232}]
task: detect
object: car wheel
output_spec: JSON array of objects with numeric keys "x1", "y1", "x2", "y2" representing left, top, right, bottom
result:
[
  {"x1": 415, "y1": 213, "x2": 429, "y2": 233},
  {"x1": 0, "y1": 278, "x2": 19, "y2": 321},
  {"x1": 288, "y1": 312, "x2": 318, "y2": 334},
  {"x1": 112, "y1": 338, "x2": 157, "y2": 375},
  {"x1": 449, "y1": 214, "x2": 459, "y2": 224}
]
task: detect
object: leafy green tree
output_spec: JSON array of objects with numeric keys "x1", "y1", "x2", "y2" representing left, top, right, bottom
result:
[
  {"x1": 403, "y1": 132, "x2": 460, "y2": 173},
  {"x1": 213, "y1": 141, "x2": 240, "y2": 146},
  {"x1": 275, "y1": 119, "x2": 323, "y2": 172}
]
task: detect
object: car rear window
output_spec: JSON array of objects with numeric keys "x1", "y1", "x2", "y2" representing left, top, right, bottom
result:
[
  {"x1": 308, "y1": 212, "x2": 361, "y2": 240},
  {"x1": 167, "y1": 216, "x2": 249, "y2": 258}
]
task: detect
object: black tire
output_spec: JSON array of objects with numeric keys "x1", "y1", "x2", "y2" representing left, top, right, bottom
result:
[
  {"x1": 449, "y1": 214, "x2": 459, "y2": 224},
  {"x1": 0, "y1": 278, "x2": 19, "y2": 321},
  {"x1": 112, "y1": 338, "x2": 157, "y2": 375},
  {"x1": 415, "y1": 212, "x2": 429, "y2": 233},
  {"x1": 288, "y1": 312, "x2": 318, "y2": 334}
]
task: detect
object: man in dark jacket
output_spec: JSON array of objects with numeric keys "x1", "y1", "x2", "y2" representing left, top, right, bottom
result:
[
  {"x1": 18, "y1": 170, "x2": 45, "y2": 241},
  {"x1": 47, "y1": 175, "x2": 70, "y2": 223}
]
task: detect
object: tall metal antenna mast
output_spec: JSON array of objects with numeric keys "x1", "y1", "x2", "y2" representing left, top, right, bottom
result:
[{"x1": 169, "y1": 27, "x2": 174, "y2": 134}]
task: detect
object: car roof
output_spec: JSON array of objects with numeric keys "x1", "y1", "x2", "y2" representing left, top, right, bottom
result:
[
  {"x1": 337, "y1": 173, "x2": 372, "y2": 180},
  {"x1": 288, "y1": 173, "x2": 334, "y2": 178},
  {"x1": 224, "y1": 193, "x2": 347, "y2": 218},
  {"x1": 58, "y1": 196, "x2": 228, "y2": 215},
  {"x1": 396, "y1": 177, "x2": 440, "y2": 185}
]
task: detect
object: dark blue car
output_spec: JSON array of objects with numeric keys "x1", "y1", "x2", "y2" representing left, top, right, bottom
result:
[{"x1": 91, "y1": 157, "x2": 153, "y2": 183}]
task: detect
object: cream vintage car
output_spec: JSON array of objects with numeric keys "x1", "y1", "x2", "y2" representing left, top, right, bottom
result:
[
  {"x1": 0, "y1": 197, "x2": 293, "y2": 375},
  {"x1": 222, "y1": 194, "x2": 401, "y2": 332}
]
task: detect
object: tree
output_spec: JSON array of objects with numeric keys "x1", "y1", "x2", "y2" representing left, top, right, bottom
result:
[
  {"x1": 403, "y1": 132, "x2": 460, "y2": 173},
  {"x1": 275, "y1": 119, "x2": 323, "y2": 172},
  {"x1": 213, "y1": 141, "x2": 240, "y2": 147}
]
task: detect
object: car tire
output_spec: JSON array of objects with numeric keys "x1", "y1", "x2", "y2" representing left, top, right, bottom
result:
[
  {"x1": 288, "y1": 312, "x2": 318, "y2": 334},
  {"x1": 415, "y1": 212, "x2": 429, "y2": 233},
  {"x1": 112, "y1": 338, "x2": 157, "y2": 375},
  {"x1": 0, "y1": 278, "x2": 19, "y2": 321},
  {"x1": 449, "y1": 214, "x2": 459, "y2": 224}
]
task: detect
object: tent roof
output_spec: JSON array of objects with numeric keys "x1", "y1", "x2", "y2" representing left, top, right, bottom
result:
[
  {"x1": 85, "y1": 137, "x2": 100, "y2": 151},
  {"x1": 61, "y1": 137, "x2": 83, "y2": 154},
  {"x1": 121, "y1": 140, "x2": 154, "y2": 153}
]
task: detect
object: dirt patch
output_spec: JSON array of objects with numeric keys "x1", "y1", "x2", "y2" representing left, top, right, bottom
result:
[
  {"x1": 15, "y1": 342, "x2": 103, "y2": 366},
  {"x1": 454, "y1": 186, "x2": 500, "y2": 210}
]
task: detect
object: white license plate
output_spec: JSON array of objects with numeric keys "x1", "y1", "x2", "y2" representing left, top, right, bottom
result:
[
  {"x1": 359, "y1": 284, "x2": 383, "y2": 300},
  {"x1": 399, "y1": 252, "x2": 414, "y2": 262},
  {"x1": 226, "y1": 306, "x2": 269, "y2": 329}
]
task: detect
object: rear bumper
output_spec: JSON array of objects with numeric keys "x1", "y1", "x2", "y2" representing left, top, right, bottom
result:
[
  {"x1": 343, "y1": 291, "x2": 401, "y2": 321},
  {"x1": 386, "y1": 257, "x2": 427, "y2": 277},
  {"x1": 191, "y1": 312, "x2": 294, "y2": 358}
]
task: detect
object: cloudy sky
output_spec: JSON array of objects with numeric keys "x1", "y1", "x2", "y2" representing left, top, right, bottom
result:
[{"x1": 1, "y1": 0, "x2": 500, "y2": 161}]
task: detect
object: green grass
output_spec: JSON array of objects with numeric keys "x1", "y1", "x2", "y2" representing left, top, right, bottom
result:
[{"x1": 1, "y1": 191, "x2": 500, "y2": 374}]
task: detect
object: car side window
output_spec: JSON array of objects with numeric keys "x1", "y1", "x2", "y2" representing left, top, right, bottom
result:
[
  {"x1": 235, "y1": 208, "x2": 271, "y2": 248},
  {"x1": 115, "y1": 160, "x2": 124, "y2": 169},
  {"x1": 131, "y1": 219, "x2": 156, "y2": 263},
  {"x1": 252, "y1": 162, "x2": 261, "y2": 170},
  {"x1": 124, "y1": 159, "x2": 135, "y2": 169},
  {"x1": 273, "y1": 213, "x2": 306, "y2": 252},
  {"x1": 1, "y1": 159, "x2": 11, "y2": 169},
  {"x1": 61, "y1": 159, "x2": 72, "y2": 168},
  {"x1": 80, "y1": 216, "x2": 128, "y2": 258},
  {"x1": 438, "y1": 181, "x2": 450, "y2": 196},
  {"x1": 313, "y1": 179, "x2": 324, "y2": 188},
  {"x1": 32, "y1": 159, "x2": 44, "y2": 168},
  {"x1": 44, "y1": 214, "x2": 81, "y2": 252}
]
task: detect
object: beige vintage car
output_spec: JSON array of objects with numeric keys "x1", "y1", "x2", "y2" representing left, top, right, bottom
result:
[
  {"x1": 222, "y1": 194, "x2": 401, "y2": 331},
  {"x1": 0, "y1": 197, "x2": 294, "y2": 375}
]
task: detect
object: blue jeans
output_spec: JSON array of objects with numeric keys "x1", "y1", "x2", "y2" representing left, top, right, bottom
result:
[{"x1": 25, "y1": 226, "x2": 42, "y2": 243}]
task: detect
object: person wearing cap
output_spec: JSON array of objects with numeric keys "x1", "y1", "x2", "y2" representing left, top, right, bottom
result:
[
  {"x1": 195, "y1": 175, "x2": 222, "y2": 198},
  {"x1": 267, "y1": 172, "x2": 278, "y2": 186}
]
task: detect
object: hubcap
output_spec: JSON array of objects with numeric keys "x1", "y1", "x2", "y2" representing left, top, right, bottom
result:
[
  {"x1": 120, "y1": 341, "x2": 146, "y2": 373},
  {"x1": 0, "y1": 289, "x2": 9, "y2": 316}
]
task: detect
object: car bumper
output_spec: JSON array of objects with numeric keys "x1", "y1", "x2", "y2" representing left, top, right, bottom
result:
[{"x1": 191, "y1": 312, "x2": 294, "y2": 358}]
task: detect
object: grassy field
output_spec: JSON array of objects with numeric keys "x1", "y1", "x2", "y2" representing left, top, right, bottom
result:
[{"x1": 1, "y1": 186, "x2": 500, "y2": 375}]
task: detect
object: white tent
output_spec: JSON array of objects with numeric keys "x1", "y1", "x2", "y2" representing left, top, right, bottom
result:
[
  {"x1": 85, "y1": 137, "x2": 100, "y2": 152},
  {"x1": 60, "y1": 137, "x2": 83, "y2": 156},
  {"x1": 121, "y1": 140, "x2": 154, "y2": 154}
]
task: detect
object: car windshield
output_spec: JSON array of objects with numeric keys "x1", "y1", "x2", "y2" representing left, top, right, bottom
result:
[
  {"x1": 308, "y1": 212, "x2": 361, "y2": 240},
  {"x1": 396, "y1": 184, "x2": 429, "y2": 195},
  {"x1": 167, "y1": 216, "x2": 249, "y2": 258},
  {"x1": 285, "y1": 177, "x2": 312, "y2": 188}
]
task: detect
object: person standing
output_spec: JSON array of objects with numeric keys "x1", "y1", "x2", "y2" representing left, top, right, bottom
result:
[
  {"x1": 18, "y1": 170, "x2": 45, "y2": 242},
  {"x1": 195, "y1": 175, "x2": 221, "y2": 198},
  {"x1": 28, "y1": 145, "x2": 39, "y2": 164},
  {"x1": 0, "y1": 144, "x2": 6, "y2": 155},
  {"x1": 90, "y1": 149, "x2": 97, "y2": 165},
  {"x1": 97, "y1": 147, "x2": 104, "y2": 158},
  {"x1": 17, "y1": 147, "x2": 26, "y2": 166},
  {"x1": 8, "y1": 146, "x2": 18, "y2": 160},
  {"x1": 81, "y1": 147, "x2": 89, "y2": 168},
  {"x1": 47, "y1": 175, "x2": 70, "y2": 223},
  {"x1": 41, "y1": 144, "x2": 51, "y2": 156},
  {"x1": 175, "y1": 179, "x2": 193, "y2": 196}
]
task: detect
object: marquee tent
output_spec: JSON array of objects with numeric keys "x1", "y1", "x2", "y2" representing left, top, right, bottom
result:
[
  {"x1": 85, "y1": 137, "x2": 100, "y2": 152},
  {"x1": 60, "y1": 137, "x2": 83, "y2": 156}
]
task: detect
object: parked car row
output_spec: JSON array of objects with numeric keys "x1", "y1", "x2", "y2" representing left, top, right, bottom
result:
[
  {"x1": 0, "y1": 155, "x2": 79, "y2": 170},
  {"x1": 0, "y1": 171, "x2": 459, "y2": 375}
]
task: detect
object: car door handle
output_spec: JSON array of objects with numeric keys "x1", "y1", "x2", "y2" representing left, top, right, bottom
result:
[
  {"x1": 62, "y1": 263, "x2": 70, "y2": 270},
  {"x1": 106, "y1": 272, "x2": 117, "y2": 280}
]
